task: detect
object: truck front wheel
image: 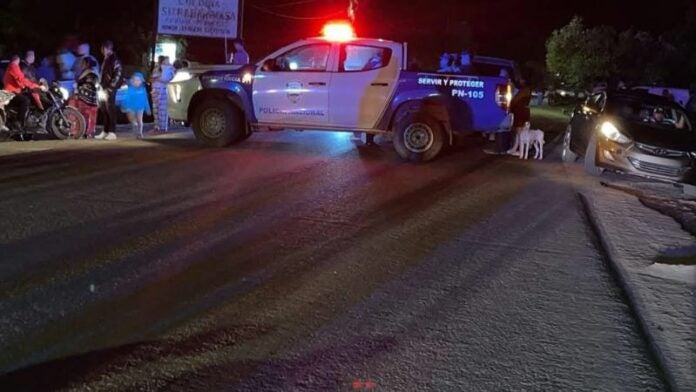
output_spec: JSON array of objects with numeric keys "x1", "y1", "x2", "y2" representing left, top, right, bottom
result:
[
  {"x1": 192, "y1": 99, "x2": 245, "y2": 147},
  {"x1": 393, "y1": 113, "x2": 445, "y2": 162}
]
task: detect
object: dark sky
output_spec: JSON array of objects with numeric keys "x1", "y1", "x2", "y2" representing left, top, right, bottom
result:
[
  {"x1": 243, "y1": 0, "x2": 690, "y2": 62},
  {"x1": 1, "y1": 0, "x2": 691, "y2": 64}
]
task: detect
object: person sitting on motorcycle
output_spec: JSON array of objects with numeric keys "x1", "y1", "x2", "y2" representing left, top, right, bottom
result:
[
  {"x1": 2, "y1": 55, "x2": 46, "y2": 128},
  {"x1": 21, "y1": 50, "x2": 38, "y2": 83}
]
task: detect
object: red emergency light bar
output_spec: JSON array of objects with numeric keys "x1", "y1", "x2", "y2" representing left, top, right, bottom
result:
[{"x1": 322, "y1": 21, "x2": 355, "y2": 42}]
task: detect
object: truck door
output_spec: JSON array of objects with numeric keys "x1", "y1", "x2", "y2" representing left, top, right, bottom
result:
[
  {"x1": 253, "y1": 43, "x2": 333, "y2": 127},
  {"x1": 329, "y1": 44, "x2": 399, "y2": 129}
]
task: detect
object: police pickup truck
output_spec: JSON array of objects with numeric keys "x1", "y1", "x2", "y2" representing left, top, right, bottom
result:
[{"x1": 168, "y1": 26, "x2": 513, "y2": 162}]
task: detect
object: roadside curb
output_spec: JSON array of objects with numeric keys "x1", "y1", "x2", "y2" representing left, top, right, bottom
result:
[{"x1": 578, "y1": 192, "x2": 678, "y2": 392}]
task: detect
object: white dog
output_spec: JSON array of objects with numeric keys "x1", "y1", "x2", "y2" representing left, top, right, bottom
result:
[{"x1": 510, "y1": 122, "x2": 545, "y2": 160}]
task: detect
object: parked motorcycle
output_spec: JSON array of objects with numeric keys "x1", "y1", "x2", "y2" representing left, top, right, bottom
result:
[{"x1": 2, "y1": 82, "x2": 86, "y2": 140}]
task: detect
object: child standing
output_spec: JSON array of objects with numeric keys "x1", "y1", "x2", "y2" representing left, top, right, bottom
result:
[
  {"x1": 120, "y1": 72, "x2": 151, "y2": 138},
  {"x1": 73, "y1": 57, "x2": 100, "y2": 138}
]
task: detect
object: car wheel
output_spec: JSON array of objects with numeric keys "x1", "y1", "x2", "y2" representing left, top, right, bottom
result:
[
  {"x1": 584, "y1": 133, "x2": 605, "y2": 176},
  {"x1": 561, "y1": 125, "x2": 578, "y2": 164},
  {"x1": 393, "y1": 112, "x2": 445, "y2": 163},
  {"x1": 192, "y1": 99, "x2": 245, "y2": 147}
]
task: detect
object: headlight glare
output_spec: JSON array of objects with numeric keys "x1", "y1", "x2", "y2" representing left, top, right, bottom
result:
[
  {"x1": 59, "y1": 87, "x2": 70, "y2": 101},
  {"x1": 600, "y1": 121, "x2": 631, "y2": 144},
  {"x1": 171, "y1": 71, "x2": 194, "y2": 83}
]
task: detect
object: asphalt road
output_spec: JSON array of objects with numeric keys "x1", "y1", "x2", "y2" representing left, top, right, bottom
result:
[{"x1": 0, "y1": 131, "x2": 666, "y2": 391}]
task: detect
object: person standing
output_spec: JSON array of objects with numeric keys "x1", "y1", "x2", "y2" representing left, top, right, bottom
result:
[
  {"x1": 20, "y1": 50, "x2": 38, "y2": 83},
  {"x1": 73, "y1": 43, "x2": 99, "y2": 81},
  {"x1": 228, "y1": 39, "x2": 250, "y2": 65},
  {"x1": 121, "y1": 73, "x2": 151, "y2": 138},
  {"x1": 506, "y1": 79, "x2": 532, "y2": 154},
  {"x1": 484, "y1": 78, "x2": 531, "y2": 155},
  {"x1": 97, "y1": 41, "x2": 123, "y2": 140},
  {"x1": 150, "y1": 55, "x2": 175, "y2": 133},
  {"x1": 36, "y1": 57, "x2": 57, "y2": 85},
  {"x1": 3, "y1": 55, "x2": 45, "y2": 129},
  {"x1": 73, "y1": 57, "x2": 100, "y2": 138}
]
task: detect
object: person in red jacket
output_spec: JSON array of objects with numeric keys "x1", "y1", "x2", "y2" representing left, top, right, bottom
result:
[{"x1": 3, "y1": 55, "x2": 46, "y2": 128}]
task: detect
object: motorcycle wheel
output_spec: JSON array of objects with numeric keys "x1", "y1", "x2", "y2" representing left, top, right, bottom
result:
[{"x1": 49, "y1": 107, "x2": 86, "y2": 140}]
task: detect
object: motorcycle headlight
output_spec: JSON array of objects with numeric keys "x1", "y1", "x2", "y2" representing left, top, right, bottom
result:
[
  {"x1": 59, "y1": 87, "x2": 70, "y2": 101},
  {"x1": 600, "y1": 121, "x2": 631, "y2": 144}
]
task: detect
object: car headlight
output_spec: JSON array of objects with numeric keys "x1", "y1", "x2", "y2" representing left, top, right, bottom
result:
[
  {"x1": 59, "y1": 87, "x2": 70, "y2": 101},
  {"x1": 600, "y1": 121, "x2": 631, "y2": 144},
  {"x1": 171, "y1": 71, "x2": 195, "y2": 83}
]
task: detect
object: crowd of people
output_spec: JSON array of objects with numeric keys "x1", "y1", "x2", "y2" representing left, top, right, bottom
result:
[{"x1": 2, "y1": 40, "x2": 178, "y2": 139}]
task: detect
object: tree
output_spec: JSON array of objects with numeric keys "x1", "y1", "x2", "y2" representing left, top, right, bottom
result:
[
  {"x1": 546, "y1": 16, "x2": 616, "y2": 90},
  {"x1": 660, "y1": 3, "x2": 696, "y2": 88}
]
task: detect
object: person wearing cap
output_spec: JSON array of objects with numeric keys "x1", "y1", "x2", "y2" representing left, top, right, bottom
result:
[
  {"x1": 649, "y1": 107, "x2": 668, "y2": 125},
  {"x1": 650, "y1": 106, "x2": 686, "y2": 129}
]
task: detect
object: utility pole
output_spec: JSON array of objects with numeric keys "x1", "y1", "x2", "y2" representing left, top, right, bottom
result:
[
  {"x1": 348, "y1": 0, "x2": 358, "y2": 22},
  {"x1": 152, "y1": 0, "x2": 159, "y2": 68}
]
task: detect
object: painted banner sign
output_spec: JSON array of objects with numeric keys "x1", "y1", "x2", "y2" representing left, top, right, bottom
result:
[{"x1": 158, "y1": 0, "x2": 240, "y2": 39}]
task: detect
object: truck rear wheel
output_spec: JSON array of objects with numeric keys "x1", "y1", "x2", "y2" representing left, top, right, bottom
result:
[
  {"x1": 192, "y1": 99, "x2": 245, "y2": 147},
  {"x1": 393, "y1": 112, "x2": 445, "y2": 162}
]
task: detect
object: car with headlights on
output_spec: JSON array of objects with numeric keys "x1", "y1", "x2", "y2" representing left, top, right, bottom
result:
[{"x1": 562, "y1": 90, "x2": 696, "y2": 184}]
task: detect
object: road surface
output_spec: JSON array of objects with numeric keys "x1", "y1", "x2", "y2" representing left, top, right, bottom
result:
[{"x1": 0, "y1": 131, "x2": 666, "y2": 391}]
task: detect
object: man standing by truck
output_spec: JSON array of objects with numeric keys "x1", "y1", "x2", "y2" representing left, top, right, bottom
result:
[{"x1": 485, "y1": 78, "x2": 531, "y2": 155}]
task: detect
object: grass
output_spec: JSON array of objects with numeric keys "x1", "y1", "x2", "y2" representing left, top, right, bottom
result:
[{"x1": 530, "y1": 105, "x2": 574, "y2": 138}]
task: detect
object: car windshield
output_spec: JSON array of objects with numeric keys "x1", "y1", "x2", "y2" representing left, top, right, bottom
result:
[{"x1": 610, "y1": 100, "x2": 692, "y2": 131}]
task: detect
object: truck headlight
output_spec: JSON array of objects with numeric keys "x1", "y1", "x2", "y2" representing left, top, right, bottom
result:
[
  {"x1": 171, "y1": 71, "x2": 194, "y2": 83},
  {"x1": 600, "y1": 121, "x2": 631, "y2": 144}
]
